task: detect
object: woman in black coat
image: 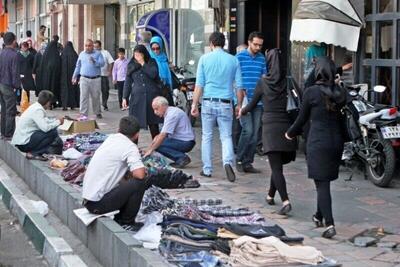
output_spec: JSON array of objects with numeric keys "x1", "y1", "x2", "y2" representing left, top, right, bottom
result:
[
  {"x1": 18, "y1": 42, "x2": 36, "y2": 102},
  {"x1": 32, "y1": 43, "x2": 46, "y2": 97},
  {"x1": 240, "y1": 49, "x2": 296, "y2": 215},
  {"x1": 41, "y1": 41, "x2": 62, "y2": 107},
  {"x1": 286, "y1": 57, "x2": 346, "y2": 239},
  {"x1": 123, "y1": 44, "x2": 162, "y2": 139},
  {"x1": 60, "y1": 41, "x2": 79, "y2": 110}
]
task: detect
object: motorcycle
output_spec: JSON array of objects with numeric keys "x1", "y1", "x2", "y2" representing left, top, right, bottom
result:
[
  {"x1": 342, "y1": 84, "x2": 400, "y2": 187},
  {"x1": 172, "y1": 66, "x2": 198, "y2": 126}
]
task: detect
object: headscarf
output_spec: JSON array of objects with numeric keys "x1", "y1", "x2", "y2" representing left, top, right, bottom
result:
[
  {"x1": 39, "y1": 42, "x2": 47, "y2": 55},
  {"x1": 62, "y1": 41, "x2": 78, "y2": 59},
  {"x1": 263, "y1": 48, "x2": 286, "y2": 99},
  {"x1": 127, "y1": 44, "x2": 152, "y2": 74},
  {"x1": 41, "y1": 41, "x2": 61, "y2": 69},
  {"x1": 314, "y1": 56, "x2": 346, "y2": 109},
  {"x1": 149, "y1": 36, "x2": 172, "y2": 88}
]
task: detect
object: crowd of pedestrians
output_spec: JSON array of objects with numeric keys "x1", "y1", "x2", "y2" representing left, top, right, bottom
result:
[{"x1": 0, "y1": 27, "x2": 349, "y2": 239}]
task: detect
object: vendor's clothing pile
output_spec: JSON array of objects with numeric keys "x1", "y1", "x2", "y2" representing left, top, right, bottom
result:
[
  {"x1": 135, "y1": 187, "x2": 334, "y2": 267},
  {"x1": 63, "y1": 132, "x2": 108, "y2": 152},
  {"x1": 61, "y1": 152, "x2": 93, "y2": 185}
]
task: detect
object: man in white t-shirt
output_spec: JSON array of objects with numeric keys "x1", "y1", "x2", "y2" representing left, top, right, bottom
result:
[
  {"x1": 82, "y1": 116, "x2": 146, "y2": 228},
  {"x1": 94, "y1": 40, "x2": 114, "y2": 111}
]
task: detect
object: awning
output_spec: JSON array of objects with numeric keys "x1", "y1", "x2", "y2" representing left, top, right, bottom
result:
[
  {"x1": 290, "y1": 0, "x2": 364, "y2": 51},
  {"x1": 64, "y1": 0, "x2": 120, "y2": 4}
]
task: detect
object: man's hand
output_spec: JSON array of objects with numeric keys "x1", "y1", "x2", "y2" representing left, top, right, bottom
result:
[
  {"x1": 236, "y1": 107, "x2": 242, "y2": 119},
  {"x1": 143, "y1": 149, "x2": 153, "y2": 158},
  {"x1": 113, "y1": 80, "x2": 117, "y2": 85},
  {"x1": 58, "y1": 117, "x2": 65, "y2": 125},
  {"x1": 191, "y1": 104, "x2": 199, "y2": 117},
  {"x1": 71, "y1": 78, "x2": 77, "y2": 85},
  {"x1": 122, "y1": 99, "x2": 128, "y2": 109}
]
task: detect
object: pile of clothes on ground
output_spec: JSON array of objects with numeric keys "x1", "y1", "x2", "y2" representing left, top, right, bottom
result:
[
  {"x1": 134, "y1": 186, "x2": 339, "y2": 267},
  {"x1": 58, "y1": 132, "x2": 200, "y2": 189}
]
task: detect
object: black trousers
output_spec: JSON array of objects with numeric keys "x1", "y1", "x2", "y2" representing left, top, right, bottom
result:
[
  {"x1": 0, "y1": 84, "x2": 17, "y2": 138},
  {"x1": 314, "y1": 180, "x2": 334, "y2": 226},
  {"x1": 267, "y1": 152, "x2": 289, "y2": 202},
  {"x1": 148, "y1": 124, "x2": 160, "y2": 140},
  {"x1": 85, "y1": 178, "x2": 147, "y2": 225},
  {"x1": 16, "y1": 129, "x2": 59, "y2": 156},
  {"x1": 116, "y1": 81, "x2": 125, "y2": 108},
  {"x1": 232, "y1": 104, "x2": 242, "y2": 153},
  {"x1": 101, "y1": 76, "x2": 110, "y2": 108}
]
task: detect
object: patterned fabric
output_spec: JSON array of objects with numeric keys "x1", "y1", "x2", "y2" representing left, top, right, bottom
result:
[
  {"x1": 197, "y1": 205, "x2": 254, "y2": 217},
  {"x1": 142, "y1": 152, "x2": 173, "y2": 176},
  {"x1": 63, "y1": 132, "x2": 108, "y2": 152}
]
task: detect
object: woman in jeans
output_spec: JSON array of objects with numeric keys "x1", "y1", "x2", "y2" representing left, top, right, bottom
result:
[
  {"x1": 122, "y1": 45, "x2": 162, "y2": 139},
  {"x1": 240, "y1": 49, "x2": 296, "y2": 215},
  {"x1": 285, "y1": 57, "x2": 346, "y2": 238}
]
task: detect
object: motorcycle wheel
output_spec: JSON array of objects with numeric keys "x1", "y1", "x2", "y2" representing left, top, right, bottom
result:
[{"x1": 365, "y1": 138, "x2": 395, "y2": 187}]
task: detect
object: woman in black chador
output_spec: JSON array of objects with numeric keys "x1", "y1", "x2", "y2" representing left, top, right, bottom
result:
[
  {"x1": 286, "y1": 56, "x2": 346, "y2": 239},
  {"x1": 60, "y1": 41, "x2": 79, "y2": 110},
  {"x1": 32, "y1": 42, "x2": 47, "y2": 97},
  {"x1": 40, "y1": 41, "x2": 62, "y2": 107}
]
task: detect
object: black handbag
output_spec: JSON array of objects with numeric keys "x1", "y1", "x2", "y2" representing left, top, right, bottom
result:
[
  {"x1": 341, "y1": 103, "x2": 362, "y2": 142},
  {"x1": 286, "y1": 76, "x2": 302, "y2": 122}
]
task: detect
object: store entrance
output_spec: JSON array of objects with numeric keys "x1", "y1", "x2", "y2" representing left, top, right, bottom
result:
[{"x1": 244, "y1": 0, "x2": 291, "y2": 70}]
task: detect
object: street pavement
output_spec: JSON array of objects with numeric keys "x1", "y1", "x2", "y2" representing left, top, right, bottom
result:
[{"x1": 27, "y1": 91, "x2": 400, "y2": 266}]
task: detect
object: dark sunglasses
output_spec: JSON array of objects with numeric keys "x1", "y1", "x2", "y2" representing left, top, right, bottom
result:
[{"x1": 151, "y1": 47, "x2": 160, "y2": 51}]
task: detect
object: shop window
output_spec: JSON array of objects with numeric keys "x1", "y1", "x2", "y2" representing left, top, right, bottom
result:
[
  {"x1": 377, "y1": 21, "x2": 393, "y2": 59},
  {"x1": 379, "y1": 0, "x2": 396, "y2": 13},
  {"x1": 376, "y1": 66, "x2": 392, "y2": 104},
  {"x1": 365, "y1": 0, "x2": 372, "y2": 15},
  {"x1": 363, "y1": 65, "x2": 372, "y2": 90},
  {"x1": 39, "y1": 0, "x2": 47, "y2": 14},
  {"x1": 398, "y1": 20, "x2": 400, "y2": 58},
  {"x1": 365, "y1": 22, "x2": 372, "y2": 59}
]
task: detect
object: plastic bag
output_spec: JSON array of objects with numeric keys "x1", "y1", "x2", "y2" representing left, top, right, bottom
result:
[
  {"x1": 30, "y1": 200, "x2": 49, "y2": 216},
  {"x1": 133, "y1": 223, "x2": 162, "y2": 244},
  {"x1": 62, "y1": 148, "x2": 83, "y2": 160}
]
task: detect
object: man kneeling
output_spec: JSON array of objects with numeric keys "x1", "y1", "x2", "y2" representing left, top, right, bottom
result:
[
  {"x1": 82, "y1": 116, "x2": 146, "y2": 229},
  {"x1": 12, "y1": 90, "x2": 63, "y2": 161},
  {"x1": 145, "y1": 96, "x2": 195, "y2": 168}
]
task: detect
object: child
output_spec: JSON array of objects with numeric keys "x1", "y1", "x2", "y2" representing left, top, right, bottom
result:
[{"x1": 112, "y1": 48, "x2": 129, "y2": 110}]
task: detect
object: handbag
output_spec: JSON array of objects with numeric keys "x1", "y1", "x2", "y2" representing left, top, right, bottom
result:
[{"x1": 286, "y1": 76, "x2": 302, "y2": 122}]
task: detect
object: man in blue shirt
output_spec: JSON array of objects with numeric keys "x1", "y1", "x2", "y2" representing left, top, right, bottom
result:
[
  {"x1": 191, "y1": 32, "x2": 243, "y2": 182},
  {"x1": 236, "y1": 31, "x2": 267, "y2": 173},
  {"x1": 72, "y1": 39, "x2": 105, "y2": 118}
]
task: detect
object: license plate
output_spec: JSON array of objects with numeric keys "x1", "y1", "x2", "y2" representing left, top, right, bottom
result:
[
  {"x1": 381, "y1": 126, "x2": 400, "y2": 139},
  {"x1": 187, "y1": 91, "x2": 193, "y2": 100}
]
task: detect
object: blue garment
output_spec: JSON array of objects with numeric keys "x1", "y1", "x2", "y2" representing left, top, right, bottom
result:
[
  {"x1": 304, "y1": 44, "x2": 327, "y2": 80},
  {"x1": 236, "y1": 49, "x2": 267, "y2": 105},
  {"x1": 237, "y1": 106, "x2": 263, "y2": 165},
  {"x1": 149, "y1": 36, "x2": 172, "y2": 88},
  {"x1": 196, "y1": 48, "x2": 242, "y2": 100},
  {"x1": 161, "y1": 106, "x2": 195, "y2": 141},
  {"x1": 72, "y1": 50, "x2": 105, "y2": 79},
  {"x1": 201, "y1": 101, "x2": 234, "y2": 175},
  {"x1": 157, "y1": 138, "x2": 195, "y2": 162}
]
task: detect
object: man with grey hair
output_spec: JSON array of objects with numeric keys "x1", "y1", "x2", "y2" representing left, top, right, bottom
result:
[
  {"x1": 72, "y1": 39, "x2": 105, "y2": 119},
  {"x1": 144, "y1": 96, "x2": 195, "y2": 168}
]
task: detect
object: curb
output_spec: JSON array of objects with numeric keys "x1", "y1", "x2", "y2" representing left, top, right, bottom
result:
[
  {"x1": 0, "y1": 139, "x2": 169, "y2": 267},
  {"x1": 0, "y1": 168, "x2": 87, "y2": 267}
]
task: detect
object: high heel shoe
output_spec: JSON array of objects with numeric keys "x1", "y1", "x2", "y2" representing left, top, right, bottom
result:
[
  {"x1": 312, "y1": 215, "x2": 324, "y2": 228},
  {"x1": 277, "y1": 203, "x2": 292, "y2": 215},
  {"x1": 322, "y1": 225, "x2": 336, "y2": 239},
  {"x1": 265, "y1": 196, "x2": 275, "y2": 205}
]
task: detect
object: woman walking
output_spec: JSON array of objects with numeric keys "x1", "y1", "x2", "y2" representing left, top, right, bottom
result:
[
  {"x1": 285, "y1": 56, "x2": 346, "y2": 238},
  {"x1": 18, "y1": 42, "x2": 36, "y2": 102},
  {"x1": 40, "y1": 41, "x2": 62, "y2": 107},
  {"x1": 32, "y1": 42, "x2": 47, "y2": 97},
  {"x1": 122, "y1": 44, "x2": 162, "y2": 139},
  {"x1": 240, "y1": 49, "x2": 296, "y2": 215},
  {"x1": 60, "y1": 41, "x2": 79, "y2": 110}
]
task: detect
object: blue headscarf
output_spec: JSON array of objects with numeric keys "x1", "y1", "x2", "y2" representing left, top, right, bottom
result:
[{"x1": 149, "y1": 36, "x2": 172, "y2": 89}]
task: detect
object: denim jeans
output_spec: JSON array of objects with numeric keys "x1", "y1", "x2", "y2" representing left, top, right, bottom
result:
[
  {"x1": 237, "y1": 105, "x2": 262, "y2": 165},
  {"x1": 156, "y1": 138, "x2": 195, "y2": 162},
  {"x1": 201, "y1": 100, "x2": 234, "y2": 175}
]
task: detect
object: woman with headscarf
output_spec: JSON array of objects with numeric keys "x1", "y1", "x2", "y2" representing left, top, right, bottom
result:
[
  {"x1": 18, "y1": 42, "x2": 36, "y2": 102},
  {"x1": 285, "y1": 57, "x2": 347, "y2": 239},
  {"x1": 122, "y1": 44, "x2": 162, "y2": 139},
  {"x1": 60, "y1": 41, "x2": 79, "y2": 110},
  {"x1": 240, "y1": 49, "x2": 297, "y2": 215},
  {"x1": 32, "y1": 42, "x2": 47, "y2": 97},
  {"x1": 40, "y1": 41, "x2": 62, "y2": 107}
]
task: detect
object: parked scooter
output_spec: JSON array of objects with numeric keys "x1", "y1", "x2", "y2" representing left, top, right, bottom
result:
[{"x1": 342, "y1": 84, "x2": 400, "y2": 187}]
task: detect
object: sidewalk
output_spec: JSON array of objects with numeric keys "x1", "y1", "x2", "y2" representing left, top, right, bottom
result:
[{"x1": 44, "y1": 99, "x2": 400, "y2": 266}]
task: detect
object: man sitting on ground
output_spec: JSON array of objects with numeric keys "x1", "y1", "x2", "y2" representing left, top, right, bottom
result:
[
  {"x1": 82, "y1": 116, "x2": 147, "y2": 230},
  {"x1": 145, "y1": 96, "x2": 195, "y2": 168},
  {"x1": 11, "y1": 90, "x2": 63, "y2": 161}
]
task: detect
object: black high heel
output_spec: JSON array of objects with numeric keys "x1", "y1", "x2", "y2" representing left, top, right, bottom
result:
[
  {"x1": 312, "y1": 215, "x2": 324, "y2": 228},
  {"x1": 265, "y1": 196, "x2": 275, "y2": 205},
  {"x1": 277, "y1": 203, "x2": 292, "y2": 215}
]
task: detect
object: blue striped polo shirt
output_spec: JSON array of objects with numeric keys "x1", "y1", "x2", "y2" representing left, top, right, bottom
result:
[{"x1": 236, "y1": 49, "x2": 267, "y2": 105}]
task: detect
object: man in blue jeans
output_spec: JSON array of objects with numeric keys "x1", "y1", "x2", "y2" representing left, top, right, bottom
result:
[
  {"x1": 145, "y1": 96, "x2": 195, "y2": 168},
  {"x1": 236, "y1": 31, "x2": 267, "y2": 173},
  {"x1": 191, "y1": 32, "x2": 243, "y2": 182}
]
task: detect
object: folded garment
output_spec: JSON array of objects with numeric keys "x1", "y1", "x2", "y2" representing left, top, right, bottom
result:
[
  {"x1": 165, "y1": 251, "x2": 220, "y2": 267},
  {"x1": 198, "y1": 205, "x2": 254, "y2": 217},
  {"x1": 217, "y1": 228, "x2": 240, "y2": 239},
  {"x1": 162, "y1": 215, "x2": 220, "y2": 233},
  {"x1": 224, "y1": 223, "x2": 286, "y2": 238},
  {"x1": 164, "y1": 223, "x2": 218, "y2": 241},
  {"x1": 229, "y1": 236, "x2": 325, "y2": 266}
]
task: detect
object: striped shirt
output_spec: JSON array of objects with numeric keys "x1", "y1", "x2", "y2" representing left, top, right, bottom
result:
[{"x1": 236, "y1": 49, "x2": 267, "y2": 105}]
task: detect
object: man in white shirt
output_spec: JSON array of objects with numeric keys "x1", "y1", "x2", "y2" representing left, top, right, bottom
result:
[
  {"x1": 94, "y1": 40, "x2": 114, "y2": 111},
  {"x1": 82, "y1": 116, "x2": 146, "y2": 228},
  {"x1": 11, "y1": 90, "x2": 64, "y2": 161}
]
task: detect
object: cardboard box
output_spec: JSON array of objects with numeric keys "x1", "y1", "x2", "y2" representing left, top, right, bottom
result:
[{"x1": 59, "y1": 119, "x2": 99, "y2": 134}]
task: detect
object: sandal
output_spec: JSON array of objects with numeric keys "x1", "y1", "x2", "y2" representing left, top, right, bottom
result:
[{"x1": 26, "y1": 153, "x2": 48, "y2": 161}]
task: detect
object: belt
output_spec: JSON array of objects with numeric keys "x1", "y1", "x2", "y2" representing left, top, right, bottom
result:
[
  {"x1": 81, "y1": 75, "x2": 100, "y2": 79},
  {"x1": 203, "y1": 98, "x2": 231, "y2": 104}
]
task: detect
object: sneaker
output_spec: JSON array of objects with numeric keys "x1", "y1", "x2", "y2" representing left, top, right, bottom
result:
[
  {"x1": 322, "y1": 225, "x2": 336, "y2": 239},
  {"x1": 243, "y1": 164, "x2": 261, "y2": 173},
  {"x1": 224, "y1": 164, "x2": 236, "y2": 182},
  {"x1": 96, "y1": 114, "x2": 103, "y2": 119},
  {"x1": 200, "y1": 171, "x2": 212, "y2": 178},
  {"x1": 103, "y1": 106, "x2": 109, "y2": 111},
  {"x1": 312, "y1": 214, "x2": 324, "y2": 228},
  {"x1": 236, "y1": 162, "x2": 244, "y2": 173},
  {"x1": 170, "y1": 156, "x2": 191, "y2": 168}
]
